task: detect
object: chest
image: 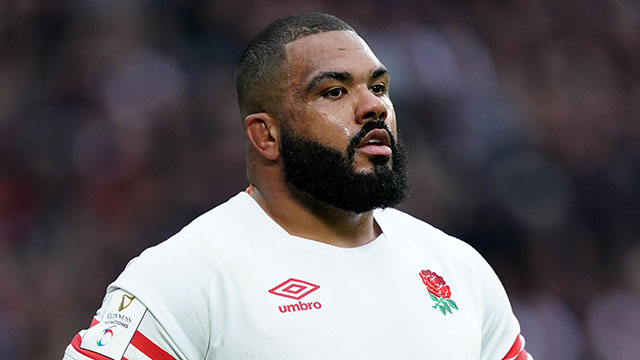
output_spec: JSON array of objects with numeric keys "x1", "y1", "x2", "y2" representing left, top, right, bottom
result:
[{"x1": 208, "y1": 244, "x2": 483, "y2": 360}]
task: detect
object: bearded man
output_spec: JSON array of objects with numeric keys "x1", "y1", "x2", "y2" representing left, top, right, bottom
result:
[{"x1": 63, "y1": 12, "x2": 531, "y2": 360}]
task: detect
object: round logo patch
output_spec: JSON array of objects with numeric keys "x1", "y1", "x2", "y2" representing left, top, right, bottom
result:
[{"x1": 97, "y1": 326, "x2": 116, "y2": 347}]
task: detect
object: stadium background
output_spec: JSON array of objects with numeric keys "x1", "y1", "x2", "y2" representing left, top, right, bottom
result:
[{"x1": 1, "y1": 1, "x2": 639, "y2": 359}]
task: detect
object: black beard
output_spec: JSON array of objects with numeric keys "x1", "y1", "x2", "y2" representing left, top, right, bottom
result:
[{"x1": 280, "y1": 120, "x2": 410, "y2": 214}]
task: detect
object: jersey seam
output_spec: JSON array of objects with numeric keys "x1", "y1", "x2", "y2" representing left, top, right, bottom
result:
[{"x1": 204, "y1": 269, "x2": 214, "y2": 358}]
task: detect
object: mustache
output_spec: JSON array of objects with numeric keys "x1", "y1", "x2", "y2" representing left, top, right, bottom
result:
[{"x1": 346, "y1": 120, "x2": 396, "y2": 160}]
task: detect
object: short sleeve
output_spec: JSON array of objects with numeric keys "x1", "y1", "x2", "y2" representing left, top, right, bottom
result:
[
  {"x1": 475, "y1": 255, "x2": 533, "y2": 360},
  {"x1": 63, "y1": 288, "x2": 181, "y2": 360}
]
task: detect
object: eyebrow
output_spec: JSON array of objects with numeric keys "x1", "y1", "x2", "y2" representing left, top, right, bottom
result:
[
  {"x1": 305, "y1": 66, "x2": 390, "y2": 95},
  {"x1": 305, "y1": 71, "x2": 353, "y2": 94},
  {"x1": 371, "y1": 67, "x2": 388, "y2": 81}
]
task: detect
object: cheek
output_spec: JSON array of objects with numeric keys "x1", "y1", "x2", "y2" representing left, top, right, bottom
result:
[
  {"x1": 317, "y1": 108, "x2": 353, "y2": 138},
  {"x1": 295, "y1": 103, "x2": 358, "y2": 144}
]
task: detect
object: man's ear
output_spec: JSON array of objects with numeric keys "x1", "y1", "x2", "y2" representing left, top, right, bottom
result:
[{"x1": 245, "y1": 113, "x2": 280, "y2": 161}]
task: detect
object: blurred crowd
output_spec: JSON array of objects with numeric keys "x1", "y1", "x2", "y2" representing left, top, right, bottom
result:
[{"x1": 1, "y1": 0, "x2": 639, "y2": 359}]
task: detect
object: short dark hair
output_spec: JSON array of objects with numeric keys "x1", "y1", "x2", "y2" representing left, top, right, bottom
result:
[{"x1": 235, "y1": 12, "x2": 355, "y2": 119}]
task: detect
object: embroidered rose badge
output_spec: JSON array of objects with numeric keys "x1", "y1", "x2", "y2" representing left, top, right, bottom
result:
[{"x1": 419, "y1": 270, "x2": 458, "y2": 315}]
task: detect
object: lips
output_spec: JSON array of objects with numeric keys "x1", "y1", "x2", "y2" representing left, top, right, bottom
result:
[{"x1": 357, "y1": 129, "x2": 392, "y2": 156}]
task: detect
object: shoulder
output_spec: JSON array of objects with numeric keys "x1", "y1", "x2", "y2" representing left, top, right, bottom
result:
[
  {"x1": 122, "y1": 191, "x2": 264, "y2": 275},
  {"x1": 113, "y1": 191, "x2": 269, "y2": 286},
  {"x1": 92, "y1": 192, "x2": 265, "y2": 356},
  {"x1": 376, "y1": 207, "x2": 482, "y2": 261},
  {"x1": 376, "y1": 207, "x2": 506, "y2": 300},
  {"x1": 378, "y1": 208, "x2": 522, "y2": 358},
  {"x1": 104, "y1": 193, "x2": 265, "y2": 331}
]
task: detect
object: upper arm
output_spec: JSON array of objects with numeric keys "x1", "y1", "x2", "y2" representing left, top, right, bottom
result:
[
  {"x1": 63, "y1": 289, "x2": 181, "y2": 360},
  {"x1": 474, "y1": 252, "x2": 533, "y2": 360}
]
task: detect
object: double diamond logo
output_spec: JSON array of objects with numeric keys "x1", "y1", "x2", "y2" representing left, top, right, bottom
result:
[{"x1": 268, "y1": 278, "x2": 320, "y2": 300}]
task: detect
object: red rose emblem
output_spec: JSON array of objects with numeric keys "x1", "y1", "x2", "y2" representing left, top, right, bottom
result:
[
  {"x1": 419, "y1": 270, "x2": 451, "y2": 299},
  {"x1": 419, "y1": 269, "x2": 459, "y2": 316}
]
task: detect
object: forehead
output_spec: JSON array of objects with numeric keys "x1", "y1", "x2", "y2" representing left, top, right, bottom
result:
[{"x1": 284, "y1": 31, "x2": 384, "y2": 83}]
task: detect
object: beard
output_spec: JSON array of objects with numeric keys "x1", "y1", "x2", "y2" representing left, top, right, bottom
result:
[{"x1": 280, "y1": 120, "x2": 410, "y2": 214}]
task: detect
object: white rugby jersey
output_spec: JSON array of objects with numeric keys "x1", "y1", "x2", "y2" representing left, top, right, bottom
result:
[{"x1": 64, "y1": 191, "x2": 532, "y2": 360}]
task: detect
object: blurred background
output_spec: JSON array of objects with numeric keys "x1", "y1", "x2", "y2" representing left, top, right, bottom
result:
[{"x1": 1, "y1": 0, "x2": 639, "y2": 359}]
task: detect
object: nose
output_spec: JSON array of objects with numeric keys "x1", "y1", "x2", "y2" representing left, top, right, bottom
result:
[{"x1": 355, "y1": 87, "x2": 387, "y2": 124}]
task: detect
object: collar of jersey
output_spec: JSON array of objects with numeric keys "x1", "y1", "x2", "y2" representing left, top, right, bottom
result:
[{"x1": 237, "y1": 191, "x2": 390, "y2": 256}]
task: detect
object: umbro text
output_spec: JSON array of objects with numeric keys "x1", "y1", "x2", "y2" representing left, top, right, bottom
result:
[{"x1": 278, "y1": 301, "x2": 322, "y2": 313}]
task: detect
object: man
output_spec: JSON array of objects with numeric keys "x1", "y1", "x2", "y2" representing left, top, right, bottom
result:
[{"x1": 63, "y1": 12, "x2": 532, "y2": 360}]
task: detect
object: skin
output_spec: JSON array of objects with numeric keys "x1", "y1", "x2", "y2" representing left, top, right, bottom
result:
[{"x1": 243, "y1": 30, "x2": 397, "y2": 248}]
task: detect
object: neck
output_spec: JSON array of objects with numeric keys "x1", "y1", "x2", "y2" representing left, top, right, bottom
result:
[{"x1": 249, "y1": 184, "x2": 381, "y2": 248}]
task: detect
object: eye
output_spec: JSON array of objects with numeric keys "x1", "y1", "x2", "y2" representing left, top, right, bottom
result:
[
  {"x1": 322, "y1": 87, "x2": 346, "y2": 99},
  {"x1": 370, "y1": 83, "x2": 387, "y2": 95}
]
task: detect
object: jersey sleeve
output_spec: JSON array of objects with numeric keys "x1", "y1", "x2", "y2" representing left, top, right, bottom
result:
[
  {"x1": 63, "y1": 221, "x2": 216, "y2": 360},
  {"x1": 475, "y1": 254, "x2": 533, "y2": 360},
  {"x1": 502, "y1": 333, "x2": 534, "y2": 360},
  {"x1": 62, "y1": 289, "x2": 181, "y2": 360}
]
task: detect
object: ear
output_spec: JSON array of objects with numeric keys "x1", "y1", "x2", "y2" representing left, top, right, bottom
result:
[{"x1": 245, "y1": 113, "x2": 280, "y2": 161}]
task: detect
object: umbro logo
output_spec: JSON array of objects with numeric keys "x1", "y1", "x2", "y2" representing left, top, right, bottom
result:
[
  {"x1": 268, "y1": 278, "x2": 322, "y2": 314},
  {"x1": 268, "y1": 278, "x2": 320, "y2": 300}
]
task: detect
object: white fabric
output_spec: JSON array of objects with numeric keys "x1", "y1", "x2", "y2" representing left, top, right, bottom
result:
[{"x1": 65, "y1": 191, "x2": 522, "y2": 359}]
